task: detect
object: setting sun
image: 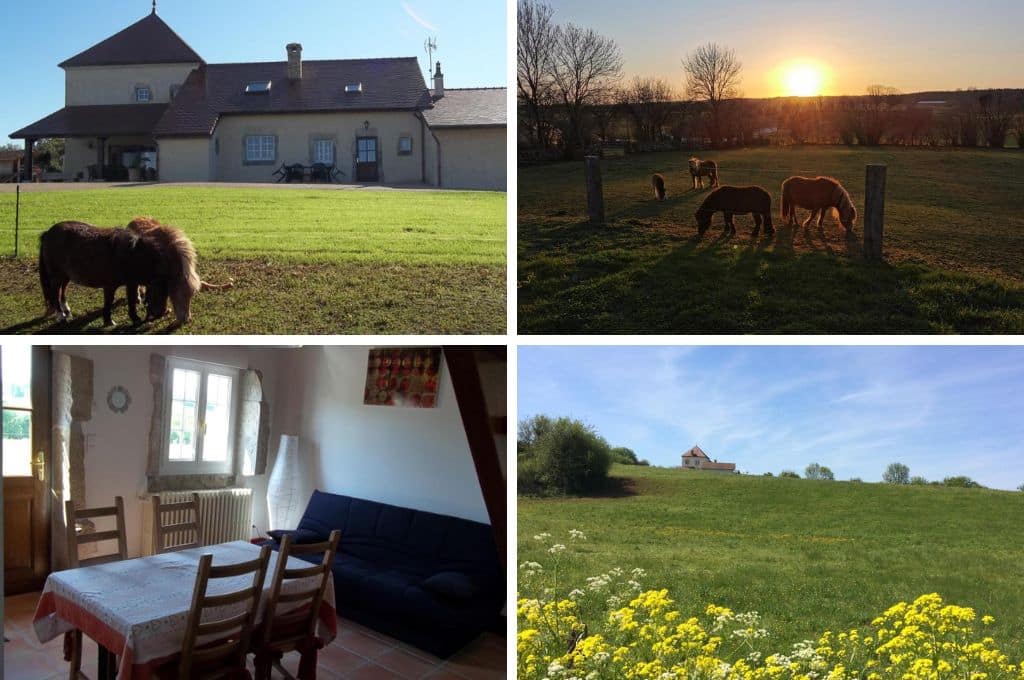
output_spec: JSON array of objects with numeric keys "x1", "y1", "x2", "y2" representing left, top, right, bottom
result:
[{"x1": 779, "y1": 61, "x2": 829, "y2": 97}]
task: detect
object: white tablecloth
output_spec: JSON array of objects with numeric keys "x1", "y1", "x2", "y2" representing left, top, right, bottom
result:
[{"x1": 33, "y1": 540, "x2": 336, "y2": 679}]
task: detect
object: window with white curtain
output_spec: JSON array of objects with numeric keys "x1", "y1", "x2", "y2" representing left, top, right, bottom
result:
[
  {"x1": 313, "y1": 139, "x2": 334, "y2": 164},
  {"x1": 244, "y1": 135, "x2": 276, "y2": 163}
]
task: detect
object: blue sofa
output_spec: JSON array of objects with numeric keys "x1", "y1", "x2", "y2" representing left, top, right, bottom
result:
[{"x1": 265, "y1": 490, "x2": 504, "y2": 658}]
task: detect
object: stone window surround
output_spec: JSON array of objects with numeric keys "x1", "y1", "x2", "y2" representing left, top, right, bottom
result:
[{"x1": 243, "y1": 133, "x2": 278, "y2": 165}]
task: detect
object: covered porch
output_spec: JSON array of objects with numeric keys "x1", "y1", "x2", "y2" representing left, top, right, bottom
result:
[{"x1": 10, "y1": 104, "x2": 167, "y2": 182}]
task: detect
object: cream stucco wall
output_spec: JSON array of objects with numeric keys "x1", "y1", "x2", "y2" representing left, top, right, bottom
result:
[
  {"x1": 157, "y1": 137, "x2": 213, "y2": 182},
  {"x1": 64, "y1": 63, "x2": 199, "y2": 106},
  {"x1": 434, "y1": 127, "x2": 506, "y2": 191},
  {"x1": 210, "y1": 111, "x2": 428, "y2": 184}
]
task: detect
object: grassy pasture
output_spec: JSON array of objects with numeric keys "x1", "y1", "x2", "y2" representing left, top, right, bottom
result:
[
  {"x1": 518, "y1": 465, "x2": 1024, "y2": 654},
  {"x1": 0, "y1": 185, "x2": 506, "y2": 334},
  {"x1": 518, "y1": 147, "x2": 1024, "y2": 333}
]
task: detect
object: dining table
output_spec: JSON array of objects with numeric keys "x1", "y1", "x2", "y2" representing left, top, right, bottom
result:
[{"x1": 33, "y1": 540, "x2": 337, "y2": 680}]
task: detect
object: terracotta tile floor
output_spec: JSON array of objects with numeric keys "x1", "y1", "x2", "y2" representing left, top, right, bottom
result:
[{"x1": 2, "y1": 592, "x2": 506, "y2": 679}]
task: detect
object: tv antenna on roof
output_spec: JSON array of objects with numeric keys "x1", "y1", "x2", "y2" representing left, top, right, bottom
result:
[{"x1": 424, "y1": 37, "x2": 438, "y2": 78}]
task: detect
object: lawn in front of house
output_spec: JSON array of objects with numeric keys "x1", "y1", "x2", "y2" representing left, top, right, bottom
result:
[{"x1": 0, "y1": 185, "x2": 506, "y2": 334}]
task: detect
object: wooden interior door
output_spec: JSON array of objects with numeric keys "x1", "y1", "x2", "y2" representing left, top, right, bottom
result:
[
  {"x1": 356, "y1": 137, "x2": 379, "y2": 181},
  {"x1": 3, "y1": 346, "x2": 52, "y2": 594}
]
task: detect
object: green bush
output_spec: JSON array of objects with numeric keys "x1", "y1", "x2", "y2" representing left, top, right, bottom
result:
[
  {"x1": 611, "y1": 446, "x2": 640, "y2": 465},
  {"x1": 518, "y1": 415, "x2": 613, "y2": 495},
  {"x1": 883, "y1": 462, "x2": 910, "y2": 484},
  {"x1": 943, "y1": 476, "x2": 983, "y2": 488},
  {"x1": 910, "y1": 476, "x2": 929, "y2": 485},
  {"x1": 805, "y1": 463, "x2": 835, "y2": 480},
  {"x1": 779, "y1": 470, "x2": 800, "y2": 479}
]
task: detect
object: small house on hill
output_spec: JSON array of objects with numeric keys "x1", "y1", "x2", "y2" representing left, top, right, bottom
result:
[{"x1": 681, "y1": 445, "x2": 736, "y2": 473}]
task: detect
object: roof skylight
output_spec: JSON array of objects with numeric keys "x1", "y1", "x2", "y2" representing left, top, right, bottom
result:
[
  {"x1": 245, "y1": 80, "x2": 272, "y2": 94},
  {"x1": 344, "y1": 83, "x2": 363, "y2": 94}
]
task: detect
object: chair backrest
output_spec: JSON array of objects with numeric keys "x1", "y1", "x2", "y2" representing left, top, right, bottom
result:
[
  {"x1": 255, "y1": 530, "x2": 341, "y2": 651},
  {"x1": 152, "y1": 493, "x2": 203, "y2": 554},
  {"x1": 65, "y1": 496, "x2": 128, "y2": 569},
  {"x1": 179, "y1": 545, "x2": 271, "y2": 680}
]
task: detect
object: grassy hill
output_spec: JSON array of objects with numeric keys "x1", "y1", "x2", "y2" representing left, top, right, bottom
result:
[
  {"x1": 518, "y1": 146, "x2": 1024, "y2": 332},
  {"x1": 518, "y1": 465, "x2": 1024, "y2": 653}
]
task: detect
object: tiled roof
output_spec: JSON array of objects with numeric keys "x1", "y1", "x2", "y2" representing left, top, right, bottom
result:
[
  {"x1": 154, "y1": 58, "x2": 434, "y2": 137},
  {"x1": 59, "y1": 12, "x2": 203, "y2": 68},
  {"x1": 682, "y1": 445, "x2": 710, "y2": 459},
  {"x1": 423, "y1": 88, "x2": 506, "y2": 128},
  {"x1": 701, "y1": 462, "x2": 736, "y2": 471},
  {"x1": 10, "y1": 104, "x2": 169, "y2": 139}
]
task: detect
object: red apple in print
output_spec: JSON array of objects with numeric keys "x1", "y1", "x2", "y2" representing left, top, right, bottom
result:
[
  {"x1": 410, "y1": 393, "x2": 422, "y2": 405},
  {"x1": 421, "y1": 394, "x2": 435, "y2": 407},
  {"x1": 413, "y1": 354, "x2": 423, "y2": 368},
  {"x1": 426, "y1": 365, "x2": 438, "y2": 377},
  {"x1": 424, "y1": 377, "x2": 438, "y2": 392},
  {"x1": 376, "y1": 390, "x2": 388, "y2": 403},
  {"x1": 400, "y1": 378, "x2": 411, "y2": 392}
]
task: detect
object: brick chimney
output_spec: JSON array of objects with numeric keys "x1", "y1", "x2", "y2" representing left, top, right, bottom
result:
[
  {"x1": 432, "y1": 61, "x2": 444, "y2": 99},
  {"x1": 287, "y1": 43, "x2": 303, "y2": 80}
]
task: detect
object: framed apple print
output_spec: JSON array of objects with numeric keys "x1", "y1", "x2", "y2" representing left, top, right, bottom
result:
[{"x1": 364, "y1": 348, "x2": 441, "y2": 408}]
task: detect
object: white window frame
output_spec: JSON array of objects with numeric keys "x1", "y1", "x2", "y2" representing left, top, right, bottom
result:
[
  {"x1": 313, "y1": 139, "x2": 335, "y2": 164},
  {"x1": 160, "y1": 357, "x2": 241, "y2": 477},
  {"x1": 245, "y1": 135, "x2": 276, "y2": 163},
  {"x1": 135, "y1": 86, "x2": 152, "y2": 103}
]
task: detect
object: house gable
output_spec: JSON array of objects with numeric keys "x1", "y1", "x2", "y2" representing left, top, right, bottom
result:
[{"x1": 59, "y1": 11, "x2": 204, "y2": 68}]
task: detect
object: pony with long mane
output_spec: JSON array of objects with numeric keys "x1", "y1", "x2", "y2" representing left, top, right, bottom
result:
[
  {"x1": 781, "y1": 176, "x2": 857, "y2": 232},
  {"x1": 38, "y1": 218, "x2": 224, "y2": 327},
  {"x1": 688, "y1": 157, "x2": 719, "y2": 189}
]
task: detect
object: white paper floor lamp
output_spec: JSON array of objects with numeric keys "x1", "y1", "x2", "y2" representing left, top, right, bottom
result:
[{"x1": 267, "y1": 434, "x2": 302, "y2": 530}]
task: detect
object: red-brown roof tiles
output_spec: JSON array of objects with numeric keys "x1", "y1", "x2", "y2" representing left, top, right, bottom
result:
[{"x1": 59, "y1": 13, "x2": 203, "y2": 68}]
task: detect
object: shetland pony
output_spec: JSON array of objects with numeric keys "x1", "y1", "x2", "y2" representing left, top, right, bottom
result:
[
  {"x1": 781, "y1": 176, "x2": 857, "y2": 232},
  {"x1": 651, "y1": 173, "x2": 667, "y2": 201},
  {"x1": 695, "y1": 186, "x2": 773, "y2": 238},
  {"x1": 688, "y1": 157, "x2": 719, "y2": 189}
]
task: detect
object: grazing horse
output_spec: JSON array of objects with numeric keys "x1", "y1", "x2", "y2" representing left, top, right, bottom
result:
[
  {"x1": 39, "y1": 219, "x2": 205, "y2": 327},
  {"x1": 651, "y1": 173, "x2": 667, "y2": 201},
  {"x1": 695, "y1": 185, "x2": 774, "y2": 238},
  {"x1": 781, "y1": 176, "x2": 857, "y2": 233},
  {"x1": 688, "y1": 157, "x2": 719, "y2": 189}
]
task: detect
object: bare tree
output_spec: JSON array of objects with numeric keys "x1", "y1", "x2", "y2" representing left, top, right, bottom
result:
[
  {"x1": 551, "y1": 23, "x2": 623, "y2": 152},
  {"x1": 978, "y1": 91, "x2": 1014, "y2": 148},
  {"x1": 517, "y1": 0, "x2": 558, "y2": 148},
  {"x1": 682, "y1": 43, "x2": 742, "y2": 149},
  {"x1": 618, "y1": 77, "x2": 675, "y2": 145}
]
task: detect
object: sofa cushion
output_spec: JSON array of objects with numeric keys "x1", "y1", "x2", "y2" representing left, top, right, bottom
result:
[
  {"x1": 420, "y1": 571, "x2": 490, "y2": 600},
  {"x1": 267, "y1": 528, "x2": 324, "y2": 544}
]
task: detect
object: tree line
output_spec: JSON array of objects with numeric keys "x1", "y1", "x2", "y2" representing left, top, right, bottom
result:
[
  {"x1": 768, "y1": 461, "x2": 992, "y2": 489},
  {"x1": 518, "y1": 0, "x2": 1024, "y2": 157}
]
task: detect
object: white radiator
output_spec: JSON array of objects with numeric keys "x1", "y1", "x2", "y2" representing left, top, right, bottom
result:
[{"x1": 142, "y1": 488, "x2": 253, "y2": 555}]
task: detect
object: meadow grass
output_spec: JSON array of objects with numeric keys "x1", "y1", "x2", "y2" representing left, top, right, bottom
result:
[
  {"x1": 518, "y1": 147, "x2": 1024, "y2": 333},
  {"x1": 0, "y1": 186, "x2": 506, "y2": 333},
  {"x1": 518, "y1": 465, "x2": 1024, "y2": 654}
]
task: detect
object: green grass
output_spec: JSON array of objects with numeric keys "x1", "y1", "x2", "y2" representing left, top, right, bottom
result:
[
  {"x1": 519, "y1": 466, "x2": 1024, "y2": 655},
  {"x1": 518, "y1": 147, "x2": 1024, "y2": 333},
  {"x1": 0, "y1": 185, "x2": 506, "y2": 333}
]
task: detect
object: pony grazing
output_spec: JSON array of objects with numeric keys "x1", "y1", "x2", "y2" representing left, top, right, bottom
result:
[
  {"x1": 688, "y1": 157, "x2": 719, "y2": 189},
  {"x1": 651, "y1": 173, "x2": 667, "y2": 201},
  {"x1": 781, "y1": 176, "x2": 857, "y2": 233},
  {"x1": 694, "y1": 185, "x2": 774, "y2": 238},
  {"x1": 38, "y1": 219, "x2": 202, "y2": 327}
]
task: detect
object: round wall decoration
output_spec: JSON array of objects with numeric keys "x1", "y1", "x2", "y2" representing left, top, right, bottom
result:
[{"x1": 107, "y1": 386, "x2": 131, "y2": 414}]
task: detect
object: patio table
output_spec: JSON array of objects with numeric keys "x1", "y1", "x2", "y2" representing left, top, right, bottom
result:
[{"x1": 33, "y1": 540, "x2": 337, "y2": 680}]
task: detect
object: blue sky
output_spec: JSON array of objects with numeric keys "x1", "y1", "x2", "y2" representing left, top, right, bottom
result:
[
  {"x1": 519, "y1": 346, "x2": 1024, "y2": 490},
  {"x1": 543, "y1": 0, "x2": 1024, "y2": 97},
  {"x1": 3, "y1": 0, "x2": 506, "y2": 143}
]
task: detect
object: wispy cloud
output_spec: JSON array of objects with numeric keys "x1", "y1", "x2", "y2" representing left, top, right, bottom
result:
[{"x1": 401, "y1": 2, "x2": 438, "y2": 32}]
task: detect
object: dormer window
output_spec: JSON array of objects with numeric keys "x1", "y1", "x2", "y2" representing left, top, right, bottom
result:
[
  {"x1": 135, "y1": 86, "x2": 152, "y2": 103},
  {"x1": 245, "y1": 81, "x2": 272, "y2": 94},
  {"x1": 344, "y1": 83, "x2": 363, "y2": 94}
]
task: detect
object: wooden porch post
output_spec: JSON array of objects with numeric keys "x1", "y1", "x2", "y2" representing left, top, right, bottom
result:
[
  {"x1": 22, "y1": 138, "x2": 35, "y2": 182},
  {"x1": 97, "y1": 137, "x2": 107, "y2": 179}
]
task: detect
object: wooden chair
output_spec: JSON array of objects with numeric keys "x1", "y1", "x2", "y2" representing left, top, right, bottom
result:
[
  {"x1": 152, "y1": 493, "x2": 203, "y2": 554},
  {"x1": 251, "y1": 530, "x2": 341, "y2": 680},
  {"x1": 158, "y1": 545, "x2": 272, "y2": 680},
  {"x1": 63, "y1": 496, "x2": 128, "y2": 679}
]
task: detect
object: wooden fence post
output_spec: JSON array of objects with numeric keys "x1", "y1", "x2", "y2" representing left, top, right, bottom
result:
[
  {"x1": 864, "y1": 164, "x2": 887, "y2": 260},
  {"x1": 584, "y1": 155, "x2": 605, "y2": 224},
  {"x1": 14, "y1": 184, "x2": 20, "y2": 258}
]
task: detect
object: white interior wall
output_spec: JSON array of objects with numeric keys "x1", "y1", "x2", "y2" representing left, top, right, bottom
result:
[
  {"x1": 272, "y1": 347, "x2": 490, "y2": 525},
  {"x1": 61, "y1": 346, "x2": 286, "y2": 557}
]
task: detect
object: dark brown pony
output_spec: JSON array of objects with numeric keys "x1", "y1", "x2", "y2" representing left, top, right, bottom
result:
[
  {"x1": 651, "y1": 173, "x2": 666, "y2": 201},
  {"x1": 781, "y1": 176, "x2": 857, "y2": 232},
  {"x1": 688, "y1": 157, "x2": 719, "y2": 189},
  {"x1": 695, "y1": 185, "x2": 773, "y2": 238},
  {"x1": 39, "y1": 219, "x2": 206, "y2": 326}
]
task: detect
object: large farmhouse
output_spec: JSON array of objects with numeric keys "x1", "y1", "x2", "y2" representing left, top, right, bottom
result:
[
  {"x1": 681, "y1": 445, "x2": 736, "y2": 473},
  {"x1": 10, "y1": 7, "x2": 506, "y2": 190}
]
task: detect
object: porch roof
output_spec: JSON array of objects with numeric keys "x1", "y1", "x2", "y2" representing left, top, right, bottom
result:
[{"x1": 10, "y1": 104, "x2": 169, "y2": 139}]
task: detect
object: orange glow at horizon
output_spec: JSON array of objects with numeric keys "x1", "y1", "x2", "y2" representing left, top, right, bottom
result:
[{"x1": 775, "y1": 60, "x2": 832, "y2": 97}]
